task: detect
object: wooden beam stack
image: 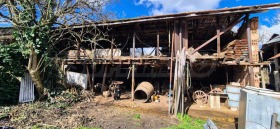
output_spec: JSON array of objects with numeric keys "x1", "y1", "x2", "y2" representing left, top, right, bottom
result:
[{"x1": 224, "y1": 39, "x2": 249, "y2": 62}]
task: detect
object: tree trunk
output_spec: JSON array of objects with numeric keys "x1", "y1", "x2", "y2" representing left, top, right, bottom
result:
[{"x1": 27, "y1": 48, "x2": 45, "y2": 97}]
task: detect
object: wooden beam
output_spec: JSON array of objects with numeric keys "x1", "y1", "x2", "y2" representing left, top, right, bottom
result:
[{"x1": 191, "y1": 17, "x2": 245, "y2": 55}]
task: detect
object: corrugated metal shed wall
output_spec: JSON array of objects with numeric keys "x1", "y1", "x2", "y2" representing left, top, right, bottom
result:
[
  {"x1": 238, "y1": 86, "x2": 280, "y2": 129},
  {"x1": 19, "y1": 73, "x2": 35, "y2": 103}
]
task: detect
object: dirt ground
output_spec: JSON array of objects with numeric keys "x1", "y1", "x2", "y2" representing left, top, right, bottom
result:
[{"x1": 0, "y1": 92, "x2": 238, "y2": 129}]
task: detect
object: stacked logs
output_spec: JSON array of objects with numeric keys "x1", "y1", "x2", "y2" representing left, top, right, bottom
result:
[{"x1": 225, "y1": 39, "x2": 249, "y2": 62}]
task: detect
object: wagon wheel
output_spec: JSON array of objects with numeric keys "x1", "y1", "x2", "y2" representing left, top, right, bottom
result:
[
  {"x1": 209, "y1": 88, "x2": 223, "y2": 94},
  {"x1": 192, "y1": 90, "x2": 208, "y2": 104}
]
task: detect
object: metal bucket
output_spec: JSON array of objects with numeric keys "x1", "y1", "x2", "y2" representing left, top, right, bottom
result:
[
  {"x1": 226, "y1": 85, "x2": 241, "y2": 108},
  {"x1": 134, "y1": 81, "x2": 154, "y2": 103}
]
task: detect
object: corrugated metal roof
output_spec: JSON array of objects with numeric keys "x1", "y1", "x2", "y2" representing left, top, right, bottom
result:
[{"x1": 266, "y1": 35, "x2": 280, "y2": 45}]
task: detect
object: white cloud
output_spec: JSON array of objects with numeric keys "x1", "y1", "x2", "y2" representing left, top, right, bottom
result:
[
  {"x1": 259, "y1": 13, "x2": 280, "y2": 46},
  {"x1": 135, "y1": 0, "x2": 222, "y2": 15}
]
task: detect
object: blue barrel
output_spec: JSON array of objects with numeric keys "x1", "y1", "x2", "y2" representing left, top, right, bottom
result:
[{"x1": 226, "y1": 85, "x2": 241, "y2": 108}]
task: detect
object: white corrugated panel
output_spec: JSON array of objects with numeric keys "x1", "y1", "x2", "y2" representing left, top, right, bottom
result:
[
  {"x1": 66, "y1": 71, "x2": 87, "y2": 89},
  {"x1": 19, "y1": 73, "x2": 35, "y2": 103}
]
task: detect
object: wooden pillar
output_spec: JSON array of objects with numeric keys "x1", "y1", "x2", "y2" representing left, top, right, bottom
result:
[
  {"x1": 91, "y1": 64, "x2": 95, "y2": 92},
  {"x1": 217, "y1": 16, "x2": 221, "y2": 58},
  {"x1": 272, "y1": 37, "x2": 280, "y2": 90},
  {"x1": 184, "y1": 19, "x2": 188, "y2": 49},
  {"x1": 274, "y1": 44, "x2": 279, "y2": 70},
  {"x1": 77, "y1": 42, "x2": 80, "y2": 59},
  {"x1": 174, "y1": 20, "x2": 180, "y2": 53},
  {"x1": 101, "y1": 64, "x2": 108, "y2": 94},
  {"x1": 260, "y1": 68, "x2": 266, "y2": 89},
  {"x1": 179, "y1": 20, "x2": 182, "y2": 49},
  {"x1": 246, "y1": 14, "x2": 254, "y2": 86},
  {"x1": 86, "y1": 65, "x2": 92, "y2": 90},
  {"x1": 132, "y1": 31, "x2": 136, "y2": 101},
  {"x1": 92, "y1": 42, "x2": 97, "y2": 91},
  {"x1": 217, "y1": 29, "x2": 221, "y2": 58},
  {"x1": 246, "y1": 15, "x2": 253, "y2": 63},
  {"x1": 111, "y1": 36, "x2": 114, "y2": 61},
  {"x1": 157, "y1": 30, "x2": 160, "y2": 56}
]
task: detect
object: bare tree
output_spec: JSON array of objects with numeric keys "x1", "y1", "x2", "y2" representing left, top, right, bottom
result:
[{"x1": 0, "y1": 0, "x2": 114, "y2": 97}]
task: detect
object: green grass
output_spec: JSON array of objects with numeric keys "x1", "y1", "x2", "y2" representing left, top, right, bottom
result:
[
  {"x1": 165, "y1": 114, "x2": 205, "y2": 129},
  {"x1": 134, "y1": 114, "x2": 141, "y2": 119}
]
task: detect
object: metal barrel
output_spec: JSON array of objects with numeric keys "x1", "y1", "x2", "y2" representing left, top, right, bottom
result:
[
  {"x1": 226, "y1": 84, "x2": 241, "y2": 108},
  {"x1": 134, "y1": 81, "x2": 154, "y2": 103}
]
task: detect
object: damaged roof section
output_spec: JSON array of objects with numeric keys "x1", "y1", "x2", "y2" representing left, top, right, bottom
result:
[{"x1": 93, "y1": 3, "x2": 280, "y2": 26}]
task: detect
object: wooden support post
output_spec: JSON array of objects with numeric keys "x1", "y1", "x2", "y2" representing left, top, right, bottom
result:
[
  {"x1": 274, "y1": 44, "x2": 279, "y2": 71},
  {"x1": 271, "y1": 113, "x2": 278, "y2": 129},
  {"x1": 92, "y1": 64, "x2": 95, "y2": 91},
  {"x1": 246, "y1": 14, "x2": 254, "y2": 86},
  {"x1": 111, "y1": 36, "x2": 114, "y2": 61},
  {"x1": 101, "y1": 64, "x2": 108, "y2": 94},
  {"x1": 86, "y1": 65, "x2": 92, "y2": 90},
  {"x1": 132, "y1": 31, "x2": 136, "y2": 101},
  {"x1": 217, "y1": 29, "x2": 221, "y2": 58},
  {"x1": 274, "y1": 44, "x2": 280, "y2": 91},
  {"x1": 274, "y1": 71, "x2": 280, "y2": 92},
  {"x1": 246, "y1": 14, "x2": 253, "y2": 63},
  {"x1": 77, "y1": 42, "x2": 80, "y2": 59},
  {"x1": 261, "y1": 68, "x2": 266, "y2": 89},
  {"x1": 157, "y1": 30, "x2": 160, "y2": 56},
  {"x1": 174, "y1": 20, "x2": 180, "y2": 53},
  {"x1": 216, "y1": 16, "x2": 221, "y2": 58},
  {"x1": 179, "y1": 20, "x2": 182, "y2": 49},
  {"x1": 184, "y1": 20, "x2": 188, "y2": 49},
  {"x1": 169, "y1": 21, "x2": 175, "y2": 114}
]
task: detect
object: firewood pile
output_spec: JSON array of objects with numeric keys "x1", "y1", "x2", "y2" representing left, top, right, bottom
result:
[{"x1": 224, "y1": 39, "x2": 249, "y2": 62}]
